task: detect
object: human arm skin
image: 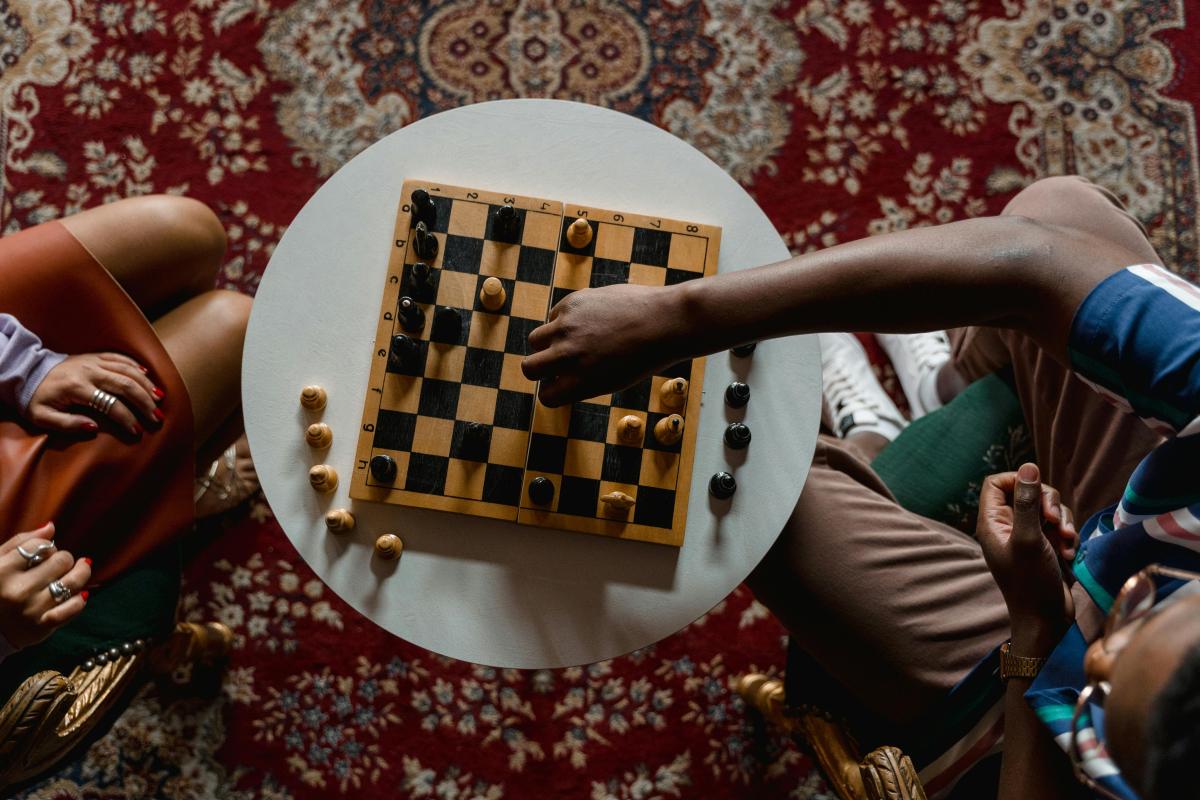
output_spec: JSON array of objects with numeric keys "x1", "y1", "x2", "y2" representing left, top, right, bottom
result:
[{"x1": 523, "y1": 215, "x2": 1144, "y2": 406}]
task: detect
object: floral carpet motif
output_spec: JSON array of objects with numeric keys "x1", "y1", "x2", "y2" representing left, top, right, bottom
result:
[{"x1": 5, "y1": 1, "x2": 1199, "y2": 798}]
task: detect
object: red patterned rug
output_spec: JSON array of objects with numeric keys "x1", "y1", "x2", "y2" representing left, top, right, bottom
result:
[{"x1": 7, "y1": 1, "x2": 1198, "y2": 798}]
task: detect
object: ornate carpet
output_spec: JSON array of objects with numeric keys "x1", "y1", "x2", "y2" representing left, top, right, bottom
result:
[{"x1": 5, "y1": 1, "x2": 1198, "y2": 798}]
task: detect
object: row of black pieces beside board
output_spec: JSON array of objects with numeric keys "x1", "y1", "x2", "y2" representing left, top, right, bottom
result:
[{"x1": 711, "y1": 343, "x2": 755, "y2": 499}]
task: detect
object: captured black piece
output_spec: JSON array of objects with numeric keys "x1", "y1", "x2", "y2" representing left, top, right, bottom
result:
[
  {"x1": 410, "y1": 261, "x2": 433, "y2": 289},
  {"x1": 370, "y1": 454, "x2": 398, "y2": 483},
  {"x1": 725, "y1": 381, "x2": 750, "y2": 408},
  {"x1": 731, "y1": 342, "x2": 757, "y2": 357},
  {"x1": 528, "y1": 476, "x2": 554, "y2": 505},
  {"x1": 413, "y1": 221, "x2": 438, "y2": 260},
  {"x1": 411, "y1": 188, "x2": 437, "y2": 228},
  {"x1": 724, "y1": 421, "x2": 751, "y2": 450},
  {"x1": 397, "y1": 296, "x2": 425, "y2": 332},
  {"x1": 388, "y1": 333, "x2": 418, "y2": 370},
  {"x1": 709, "y1": 471, "x2": 737, "y2": 499}
]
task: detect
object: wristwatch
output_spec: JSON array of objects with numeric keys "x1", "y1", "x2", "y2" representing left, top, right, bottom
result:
[{"x1": 1000, "y1": 641, "x2": 1048, "y2": 680}]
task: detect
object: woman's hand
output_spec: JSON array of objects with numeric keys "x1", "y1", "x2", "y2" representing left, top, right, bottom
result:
[
  {"x1": 976, "y1": 463, "x2": 1076, "y2": 651},
  {"x1": 0, "y1": 523, "x2": 91, "y2": 650},
  {"x1": 522, "y1": 283, "x2": 689, "y2": 406},
  {"x1": 27, "y1": 353, "x2": 164, "y2": 436}
]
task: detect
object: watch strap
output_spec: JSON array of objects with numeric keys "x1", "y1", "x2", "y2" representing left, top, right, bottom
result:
[{"x1": 1000, "y1": 640, "x2": 1047, "y2": 681}]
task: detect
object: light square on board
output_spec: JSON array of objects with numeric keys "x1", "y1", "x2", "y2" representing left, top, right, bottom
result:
[
  {"x1": 488, "y1": 426, "x2": 530, "y2": 468},
  {"x1": 444, "y1": 458, "x2": 487, "y2": 500},
  {"x1": 598, "y1": 480, "x2": 639, "y2": 517},
  {"x1": 411, "y1": 415, "x2": 454, "y2": 457},
  {"x1": 628, "y1": 263, "x2": 667, "y2": 287},
  {"x1": 480, "y1": 240, "x2": 520, "y2": 279},
  {"x1": 639, "y1": 447, "x2": 680, "y2": 490},
  {"x1": 447, "y1": 200, "x2": 488, "y2": 239},
  {"x1": 457, "y1": 384, "x2": 498, "y2": 425},
  {"x1": 499, "y1": 353, "x2": 535, "y2": 394},
  {"x1": 605, "y1": 407, "x2": 647, "y2": 446},
  {"x1": 424, "y1": 344, "x2": 466, "y2": 383},
  {"x1": 667, "y1": 233, "x2": 708, "y2": 271},
  {"x1": 381, "y1": 372, "x2": 422, "y2": 415},
  {"x1": 531, "y1": 400, "x2": 571, "y2": 436},
  {"x1": 467, "y1": 312, "x2": 509, "y2": 350},
  {"x1": 520, "y1": 211, "x2": 562, "y2": 250},
  {"x1": 510, "y1": 281, "x2": 551, "y2": 321},
  {"x1": 552, "y1": 253, "x2": 592, "y2": 289},
  {"x1": 435, "y1": 269, "x2": 478, "y2": 309},
  {"x1": 594, "y1": 224, "x2": 634, "y2": 261}
]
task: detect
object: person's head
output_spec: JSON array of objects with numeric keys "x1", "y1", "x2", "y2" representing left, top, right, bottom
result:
[{"x1": 1080, "y1": 570, "x2": 1200, "y2": 799}]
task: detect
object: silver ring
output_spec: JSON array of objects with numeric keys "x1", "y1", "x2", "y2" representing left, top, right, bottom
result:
[
  {"x1": 16, "y1": 541, "x2": 54, "y2": 569},
  {"x1": 89, "y1": 388, "x2": 117, "y2": 416},
  {"x1": 47, "y1": 580, "x2": 71, "y2": 604}
]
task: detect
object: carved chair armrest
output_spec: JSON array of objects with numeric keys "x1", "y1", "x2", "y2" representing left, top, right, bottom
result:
[
  {"x1": 733, "y1": 673, "x2": 928, "y2": 800},
  {"x1": 0, "y1": 621, "x2": 233, "y2": 793}
]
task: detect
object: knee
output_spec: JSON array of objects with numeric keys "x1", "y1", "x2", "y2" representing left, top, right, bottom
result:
[
  {"x1": 1002, "y1": 175, "x2": 1105, "y2": 221},
  {"x1": 139, "y1": 195, "x2": 227, "y2": 284}
]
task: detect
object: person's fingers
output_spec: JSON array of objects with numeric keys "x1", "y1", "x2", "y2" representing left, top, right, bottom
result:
[
  {"x1": 27, "y1": 556, "x2": 91, "y2": 619},
  {"x1": 17, "y1": 548, "x2": 76, "y2": 596},
  {"x1": 0, "y1": 536, "x2": 55, "y2": 574},
  {"x1": 538, "y1": 373, "x2": 584, "y2": 408},
  {"x1": 98, "y1": 357, "x2": 161, "y2": 406},
  {"x1": 1012, "y1": 462, "x2": 1044, "y2": 546},
  {"x1": 94, "y1": 367, "x2": 158, "y2": 423},
  {"x1": 38, "y1": 592, "x2": 87, "y2": 630},
  {"x1": 526, "y1": 320, "x2": 558, "y2": 353},
  {"x1": 28, "y1": 404, "x2": 100, "y2": 433},
  {"x1": 522, "y1": 346, "x2": 565, "y2": 381},
  {"x1": 96, "y1": 351, "x2": 149, "y2": 376},
  {"x1": 1040, "y1": 484, "x2": 1062, "y2": 527},
  {"x1": 977, "y1": 471, "x2": 1017, "y2": 516},
  {"x1": 0, "y1": 523, "x2": 54, "y2": 557}
]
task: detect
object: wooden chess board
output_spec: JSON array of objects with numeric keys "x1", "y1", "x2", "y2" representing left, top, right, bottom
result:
[{"x1": 348, "y1": 180, "x2": 720, "y2": 546}]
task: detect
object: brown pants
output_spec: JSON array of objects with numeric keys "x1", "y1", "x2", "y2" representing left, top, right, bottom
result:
[{"x1": 747, "y1": 177, "x2": 1164, "y2": 725}]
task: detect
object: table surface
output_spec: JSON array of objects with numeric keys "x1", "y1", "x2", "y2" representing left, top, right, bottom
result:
[{"x1": 243, "y1": 99, "x2": 821, "y2": 669}]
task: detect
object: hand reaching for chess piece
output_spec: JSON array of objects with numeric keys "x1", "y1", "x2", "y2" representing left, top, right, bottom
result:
[{"x1": 522, "y1": 283, "x2": 689, "y2": 407}]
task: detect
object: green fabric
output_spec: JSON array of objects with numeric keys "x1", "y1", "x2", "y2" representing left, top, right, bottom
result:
[
  {"x1": 871, "y1": 371, "x2": 1032, "y2": 532},
  {"x1": 0, "y1": 544, "x2": 180, "y2": 698}
]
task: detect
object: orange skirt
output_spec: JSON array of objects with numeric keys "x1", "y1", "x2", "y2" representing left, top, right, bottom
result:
[{"x1": 0, "y1": 221, "x2": 194, "y2": 585}]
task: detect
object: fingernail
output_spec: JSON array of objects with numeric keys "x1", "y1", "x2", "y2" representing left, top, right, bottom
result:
[
  {"x1": 81, "y1": 591, "x2": 89, "y2": 602},
  {"x1": 153, "y1": 408, "x2": 164, "y2": 422},
  {"x1": 43, "y1": 521, "x2": 53, "y2": 528},
  {"x1": 153, "y1": 387, "x2": 164, "y2": 400},
  {"x1": 84, "y1": 421, "x2": 99, "y2": 432},
  {"x1": 84, "y1": 557, "x2": 92, "y2": 566},
  {"x1": 1018, "y1": 463, "x2": 1038, "y2": 483},
  {"x1": 139, "y1": 365, "x2": 149, "y2": 374},
  {"x1": 132, "y1": 424, "x2": 143, "y2": 436}
]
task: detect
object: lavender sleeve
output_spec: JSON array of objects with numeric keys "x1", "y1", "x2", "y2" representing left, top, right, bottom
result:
[{"x1": 0, "y1": 313, "x2": 66, "y2": 412}]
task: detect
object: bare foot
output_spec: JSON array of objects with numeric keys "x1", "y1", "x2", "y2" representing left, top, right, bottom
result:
[{"x1": 195, "y1": 434, "x2": 259, "y2": 518}]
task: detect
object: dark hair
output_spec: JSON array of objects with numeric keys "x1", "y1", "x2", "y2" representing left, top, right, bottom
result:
[{"x1": 1143, "y1": 641, "x2": 1200, "y2": 799}]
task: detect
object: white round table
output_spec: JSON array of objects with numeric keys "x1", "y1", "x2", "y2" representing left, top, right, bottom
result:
[{"x1": 243, "y1": 99, "x2": 821, "y2": 669}]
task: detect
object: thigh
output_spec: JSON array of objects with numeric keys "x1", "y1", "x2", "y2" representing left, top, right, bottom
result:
[
  {"x1": 152, "y1": 289, "x2": 251, "y2": 449},
  {"x1": 747, "y1": 437, "x2": 1010, "y2": 726},
  {"x1": 59, "y1": 195, "x2": 226, "y2": 316}
]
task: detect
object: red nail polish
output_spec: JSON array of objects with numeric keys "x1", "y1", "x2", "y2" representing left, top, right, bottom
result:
[
  {"x1": 132, "y1": 424, "x2": 143, "y2": 435},
  {"x1": 84, "y1": 421, "x2": 99, "y2": 432},
  {"x1": 153, "y1": 387, "x2": 164, "y2": 400},
  {"x1": 139, "y1": 365, "x2": 148, "y2": 374},
  {"x1": 153, "y1": 408, "x2": 164, "y2": 422},
  {"x1": 81, "y1": 591, "x2": 89, "y2": 602},
  {"x1": 84, "y1": 557, "x2": 92, "y2": 566}
]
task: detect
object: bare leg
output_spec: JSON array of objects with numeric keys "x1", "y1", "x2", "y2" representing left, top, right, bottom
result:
[{"x1": 59, "y1": 195, "x2": 227, "y2": 318}]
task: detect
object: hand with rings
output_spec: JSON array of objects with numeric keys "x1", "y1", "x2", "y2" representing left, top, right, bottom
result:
[
  {"x1": 0, "y1": 523, "x2": 92, "y2": 650},
  {"x1": 25, "y1": 352, "x2": 166, "y2": 437}
]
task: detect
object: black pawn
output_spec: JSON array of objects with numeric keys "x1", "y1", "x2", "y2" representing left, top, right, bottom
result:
[
  {"x1": 431, "y1": 306, "x2": 462, "y2": 343},
  {"x1": 460, "y1": 422, "x2": 490, "y2": 460},
  {"x1": 709, "y1": 471, "x2": 737, "y2": 500},
  {"x1": 397, "y1": 296, "x2": 425, "y2": 332},
  {"x1": 411, "y1": 188, "x2": 437, "y2": 228},
  {"x1": 388, "y1": 333, "x2": 418, "y2": 370},
  {"x1": 731, "y1": 342, "x2": 757, "y2": 357},
  {"x1": 494, "y1": 204, "x2": 518, "y2": 243},
  {"x1": 724, "y1": 422, "x2": 752, "y2": 450},
  {"x1": 528, "y1": 476, "x2": 554, "y2": 505},
  {"x1": 725, "y1": 381, "x2": 750, "y2": 409},
  {"x1": 413, "y1": 221, "x2": 439, "y2": 260},
  {"x1": 410, "y1": 261, "x2": 433, "y2": 289},
  {"x1": 370, "y1": 454, "x2": 398, "y2": 483}
]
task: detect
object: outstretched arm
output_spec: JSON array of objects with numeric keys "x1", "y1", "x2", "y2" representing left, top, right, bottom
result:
[{"x1": 523, "y1": 215, "x2": 1144, "y2": 406}]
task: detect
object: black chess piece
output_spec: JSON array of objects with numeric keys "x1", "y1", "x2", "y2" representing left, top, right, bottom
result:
[
  {"x1": 709, "y1": 471, "x2": 737, "y2": 499},
  {"x1": 397, "y1": 296, "x2": 425, "y2": 332},
  {"x1": 724, "y1": 381, "x2": 750, "y2": 408},
  {"x1": 731, "y1": 342, "x2": 757, "y2": 357},
  {"x1": 431, "y1": 306, "x2": 462, "y2": 343},
  {"x1": 411, "y1": 188, "x2": 437, "y2": 228},
  {"x1": 410, "y1": 261, "x2": 432, "y2": 289},
  {"x1": 724, "y1": 422, "x2": 751, "y2": 450},
  {"x1": 370, "y1": 454, "x2": 398, "y2": 483},
  {"x1": 494, "y1": 204, "x2": 518, "y2": 243},
  {"x1": 460, "y1": 422, "x2": 490, "y2": 461},
  {"x1": 388, "y1": 333, "x2": 418, "y2": 370},
  {"x1": 528, "y1": 476, "x2": 554, "y2": 505},
  {"x1": 413, "y1": 221, "x2": 438, "y2": 260}
]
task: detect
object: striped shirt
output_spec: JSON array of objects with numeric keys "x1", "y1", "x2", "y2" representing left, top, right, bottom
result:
[{"x1": 916, "y1": 264, "x2": 1200, "y2": 798}]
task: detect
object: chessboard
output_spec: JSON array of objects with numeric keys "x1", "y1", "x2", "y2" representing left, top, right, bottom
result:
[{"x1": 348, "y1": 180, "x2": 720, "y2": 546}]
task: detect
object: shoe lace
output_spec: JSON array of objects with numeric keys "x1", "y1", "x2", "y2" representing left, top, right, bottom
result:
[
  {"x1": 823, "y1": 360, "x2": 880, "y2": 420},
  {"x1": 906, "y1": 332, "x2": 951, "y2": 372}
]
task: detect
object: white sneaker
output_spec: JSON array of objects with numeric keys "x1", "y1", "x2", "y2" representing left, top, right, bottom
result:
[
  {"x1": 819, "y1": 332, "x2": 906, "y2": 441},
  {"x1": 875, "y1": 331, "x2": 952, "y2": 419}
]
